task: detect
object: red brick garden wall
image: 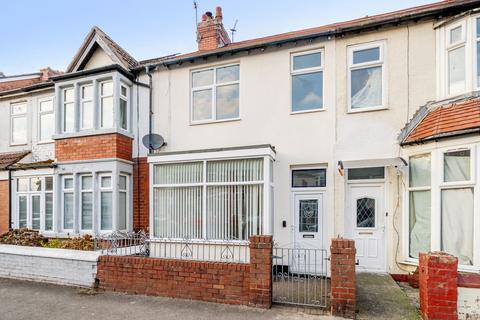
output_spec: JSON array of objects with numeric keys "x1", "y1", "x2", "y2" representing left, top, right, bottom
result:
[
  {"x1": 330, "y1": 238, "x2": 356, "y2": 319},
  {"x1": 0, "y1": 180, "x2": 9, "y2": 235},
  {"x1": 132, "y1": 157, "x2": 149, "y2": 232},
  {"x1": 55, "y1": 133, "x2": 132, "y2": 162},
  {"x1": 419, "y1": 252, "x2": 458, "y2": 320},
  {"x1": 96, "y1": 235, "x2": 272, "y2": 308}
]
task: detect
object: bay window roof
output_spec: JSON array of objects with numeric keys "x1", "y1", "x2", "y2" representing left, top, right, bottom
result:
[{"x1": 400, "y1": 95, "x2": 480, "y2": 145}]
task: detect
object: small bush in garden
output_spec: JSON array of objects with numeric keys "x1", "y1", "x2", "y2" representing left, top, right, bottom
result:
[
  {"x1": 42, "y1": 234, "x2": 94, "y2": 251},
  {"x1": 0, "y1": 229, "x2": 48, "y2": 247}
]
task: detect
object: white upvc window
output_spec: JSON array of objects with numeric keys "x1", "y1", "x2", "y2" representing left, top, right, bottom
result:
[
  {"x1": 80, "y1": 175, "x2": 93, "y2": 231},
  {"x1": 406, "y1": 144, "x2": 479, "y2": 270},
  {"x1": 152, "y1": 156, "x2": 273, "y2": 241},
  {"x1": 100, "y1": 81, "x2": 114, "y2": 129},
  {"x1": 191, "y1": 64, "x2": 240, "y2": 123},
  {"x1": 15, "y1": 176, "x2": 54, "y2": 231},
  {"x1": 38, "y1": 97, "x2": 54, "y2": 143},
  {"x1": 99, "y1": 174, "x2": 113, "y2": 231},
  {"x1": 62, "y1": 87, "x2": 75, "y2": 133},
  {"x1": 10, "y1": 102, "x2": 28, "y2": 145},
  {"x1": 291, "y1": 49, "x2": 324, "y2": 113},
  {"x1": 347, "y1": 41, "x2": 386, "y2": 112},
  {"x1": 80, "y1": 84, "x2": 93, "y2": 130},
  {"x1": 118, "y1": 174, "x2": 128, "y2": 230},
  {"x1": 446, "y1": 21, "x2": 467, "y2": 95},
  {"x1": 62, "y1": 176, "x2": 74, "y2": 230},
  {"x1": 119, "y1": 84, "x2": 129, "y2": 131},
  {"x1": 475, "y1": 17, "x2": 480, "y2": 90}
]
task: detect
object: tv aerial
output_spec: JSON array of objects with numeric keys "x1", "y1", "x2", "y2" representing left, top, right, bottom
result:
[
  {"x1": 142, "y1": 133, "x2": 166, "y2": 151},
  {"x1": 230, "y1": 19, "x2": 238, "y2": 42}
]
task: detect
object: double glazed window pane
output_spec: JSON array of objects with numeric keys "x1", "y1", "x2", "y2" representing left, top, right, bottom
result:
[
  {"x1": 448, "y1": 46, "x2": 466, "y2": 94},
  {"x1": 348, "y1": 167, "x2": 384, "y2": 180},
  {"x1": 30, "y1": 177, "x2": 41, "y2": 191},
  {"x1": 40, "y1": 113, "x2": 54, "y2": 141},
  {"x1": 441, "y1": 188, "x2": 473, "y2": 265},
  {"x1": 12, "y1": 116, "x2": 27, "y2": 144},
  {"x1": 351, "y1": 66, "x2": 382, "y2": 109},
  {"x1": 192, "y1": 89, "x2": 212, "y2": 121},
  {"x1": 216, "y1": 65, "x2": 239, "y2": 83},
  {"x1": 45, "y1": 194, "x2": 53, "y2": 231},
  {"x1": 409, "y1": 190, "x2": 431, "y2": 258},
  {"x1": 192, "y1": 69, "x2": 213, "y2": 87},
  {"x1": 81, "y1": 193, "x2": 93, "y2": 230},
  {"x1": 155, "y1": 162, "x2": 203, "y2": 185},
  {"x1": 64, "y1": 103, "x2": 74, "y2": 132},
  {"x1": 353, "y1": 47, "x2": 380, "y2": 64},
  {"x1": 101, "y1": 96, "x2": 113, "y2": 128},
  {"x1": 119, "y1": 99, "x2": 127, "y2": 130},
  {"x1": 450, "y1": 26, "x2": 462, "y2": 44},
  {"x1": 63, "y1": 193, "x2": 74, "y2": 229},
  {"x1": 101, "y1": 192, "x2": 112, "y2": 230},
  {"x1": 409, "y1": 155, "x2": 431, "y2": 187},
  {"x1": 292, "y1": 169, "x2": 326, "y2": 188},
  {"x1": 292, "y1": 72, "x2": 323, "y2": 112},
  {"x1": 119, "y1": 192, "x2": 127, "y2": 230},
  {"x1": 18, "y1": 196, "x2": 27, "y2": 228},
  {"x1": 293, "y1": 52, "x2": 321, "y2": 70},
  {"x1": 31, "y1": 196, "x2": 40, "y2": 230},
  {"x1": 216, "y1": 84, "x2": 239, "y2": 119},
  {"x1": 299, "y1": 199, "x2": 318, "y2": 232},
  {"x1": 444, "y1": 150, "x2": 470, "y2": 182}
]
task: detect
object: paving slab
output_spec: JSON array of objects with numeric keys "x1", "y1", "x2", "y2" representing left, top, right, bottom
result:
[
  {"x1": 0, "y1": 277, "x2": 341, "y2": 320},
  {"x1": 356, "y1": 273, "x2": 421, "y2": 320}
]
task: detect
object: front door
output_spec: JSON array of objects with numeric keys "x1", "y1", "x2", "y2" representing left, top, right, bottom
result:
[
  {"x1": 347, "y1": 184, "x2": 386, "y2": 272},
  {"x1": 292, "y1": 193, "x2": 324, "y2": 273}
]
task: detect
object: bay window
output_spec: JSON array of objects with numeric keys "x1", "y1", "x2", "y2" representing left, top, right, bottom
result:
[
  {"x1": 348, "y1": 42, "x2": 385, "y2": 112},
  {"x1": 191, "y1": 64, "x2": 240, "y2": 123},
  {"x1": 15, "y1": 176, "x2": 54, "y2": 231},
  {"x1": 39, "y1": 98, "x2": 54, "y2": 142},
  {"x1": 291, "y1": 50, "x2": 324, "y2": 113},
  {"x1": 11, "y1": 102, "x2": 27, "y2": 145},
  {"x1": 407, "y1": 145, "x2": 478, "y2": 269},
  {"x1": 152, "y1": 153, "x2": 274, "y2": 241}
]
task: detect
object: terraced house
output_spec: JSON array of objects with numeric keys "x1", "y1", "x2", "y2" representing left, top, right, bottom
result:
[{"x1": 2, "y1": 0, "x2": 480, "y2": 303}]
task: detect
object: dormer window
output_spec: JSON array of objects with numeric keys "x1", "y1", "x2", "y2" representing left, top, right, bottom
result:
[
  {"x1": 446, "y1": 23, "x2": 466, "y2": 95},
  {"x1": 55, "y1": 71, "x2": 132, "y2": 137}
]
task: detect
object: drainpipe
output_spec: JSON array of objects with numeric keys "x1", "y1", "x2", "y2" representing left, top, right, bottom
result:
[
  {"x1": 145, "y1": 66, "x2": 153, "y2": 153},
  {"x1": 8, "y1": 169, "x2": 12, "y2": 231}
]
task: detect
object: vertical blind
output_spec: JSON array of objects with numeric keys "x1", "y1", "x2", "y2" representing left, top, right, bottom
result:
[{"x1": 154, "y1": 158, "x2": 264, "y2": 240}]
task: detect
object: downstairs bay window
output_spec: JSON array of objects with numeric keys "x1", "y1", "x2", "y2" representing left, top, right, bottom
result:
[
  {"x1": 151, "y1": 147, "x2": 275, "y2": 241},
  {"x1": 407, "y1": 145, "x2": 479, "y2": 269}
]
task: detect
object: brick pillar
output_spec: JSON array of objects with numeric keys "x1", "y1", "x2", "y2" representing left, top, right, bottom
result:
[
  {"x1": 132, "y1": 157, "x2": 149, "y2": 232},
  {"x1": 331, "y1": 238, "x2": 356, "y2": 319},
  {"x1": 419, "y1": 252, "x2": 458, "y2": 320},
  {"x1": 0, "y1": 180, "x2": 9, "y2": 235},
  {"x1": 249, "y1": 235, "x2": 273, "y2": 308}
]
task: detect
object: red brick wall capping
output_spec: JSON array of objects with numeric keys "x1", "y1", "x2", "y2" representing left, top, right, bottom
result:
[
  {"x1": 55, "y1": 133, "x2": 133, "y2": 162},
  {"x1": 419, "y1": 252, "x2": 458, "y2": 320},
  {"x1": 330, "y1": 238, "x2": 356, "y2": 319},
  {"x1": 96, "y1": 235, "x2": 272, "y2": 308}
]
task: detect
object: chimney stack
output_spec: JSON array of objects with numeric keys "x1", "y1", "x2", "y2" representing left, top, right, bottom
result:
[{"x1": 197, "y1": 6, "x2": 231, "y2": 51}]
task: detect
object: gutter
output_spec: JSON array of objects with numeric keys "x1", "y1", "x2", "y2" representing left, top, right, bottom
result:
[{"x1": 401, "y1": 128, "x2": 480, "y2": 146}]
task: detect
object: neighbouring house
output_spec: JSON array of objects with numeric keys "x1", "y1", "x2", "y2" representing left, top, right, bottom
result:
[{"x1": 1, "y1": 0, "x2": 480, "y2": 288}]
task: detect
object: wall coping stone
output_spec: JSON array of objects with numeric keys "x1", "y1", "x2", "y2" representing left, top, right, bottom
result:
[{"x1": 0, "y1": 244, "x2": 101, "y2": 262}]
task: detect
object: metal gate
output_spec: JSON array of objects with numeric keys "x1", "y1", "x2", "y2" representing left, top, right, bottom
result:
[{"x1": 272, "y1": 246, "x2": 329, "y2": 308}]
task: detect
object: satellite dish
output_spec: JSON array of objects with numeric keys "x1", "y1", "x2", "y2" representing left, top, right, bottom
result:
[{"x1": 142, "y1": 134, "x2": 166, "y2": 150}]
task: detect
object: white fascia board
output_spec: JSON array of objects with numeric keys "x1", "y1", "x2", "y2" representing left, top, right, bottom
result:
[
  {"x1": 340, "y1": 157, "x2": 407, "y2": 169},
  {"x1": 148, "y1": 146, "x2": 276, "y2": 164},
  {"x1": 11, "y1": 168, "x2": 55, "y2": 177}
]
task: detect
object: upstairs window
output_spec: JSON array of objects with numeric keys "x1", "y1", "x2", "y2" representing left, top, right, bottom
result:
[
  {"x1": 348, "y1": 42, "x2": 385, "y2": 112},
  {"x1": 39, "y1": 98, "x2": 54, "y2": 142},
  {"x1": 191, "y1": 64, "x2": 240, "y2": 123},
  {"x1": 476, "y1": 18, "x2": 480, "y2": 88},
  {"x1": 100, "y1": 81, "x2": 114, "y2": 128},
  {"x1": 446, "y1": 23, "x2": 466, "y2": 95},
  {"x1": 291, "y1": 50, "x2": 324, "y2": 113},
  {"x1": 119, "y1": 84, "x2": 128, "y2": 130},
  {"x1": 63, "y1": 88, "x2": 75, "y2": 133},
  {"x1": 80, "y1": 85, "x2": 93, "y2": 130},
  {"x1": 10, "y1": 102, "x2": 27, "y2": 145}
]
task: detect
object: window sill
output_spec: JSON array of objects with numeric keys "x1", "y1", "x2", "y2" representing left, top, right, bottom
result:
[
  {"x1": 9, "y1": 143, "x2": 28, "y2": 147},
  {"x1": 347, "y1": 106, "x2": 388, "y2": 114},
  {"x1": 190, "y1": 118, "x2": 241, "y2": 126},
  {"x1": 290, "y1": 108, "x2": 325, "y2": 115},
  {"x1": 52, "y1": 128, "x2": 134, "y2": 140},
  {"x1": 36, "y1": 140, "x2": 54, "y2": 145}
]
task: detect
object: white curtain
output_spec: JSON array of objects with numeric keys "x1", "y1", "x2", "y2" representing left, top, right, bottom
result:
[
  {"x1": 409, "y1": 191, "x2": 431, "y2": 258},
  {"x1": 444, "y1": 151, "x2": 470, "y2": 182},
  {"x1": 442, "y1": 188, "x2": 474, "y2": 265},
  {"x1": 351, "y1": 66, "x2": 382, "y2": 109}
]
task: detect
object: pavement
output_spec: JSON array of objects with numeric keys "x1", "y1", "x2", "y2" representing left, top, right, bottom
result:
[
  {"x1": 356, "y1": 273, "x2": 421, "y2": 320},
  {"x1": 0, "y1": 277, "x2": 341, "y2": 320}
]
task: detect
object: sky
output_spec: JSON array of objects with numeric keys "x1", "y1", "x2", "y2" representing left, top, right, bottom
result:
[{"x1": 0, "y1": 0, "x2": 435, "y2": 75}]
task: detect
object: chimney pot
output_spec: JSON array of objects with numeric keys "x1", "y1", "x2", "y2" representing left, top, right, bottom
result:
[
  {"x1": 215, "y1": 6, "x2": 222, "y2": 18},
  {"x1": 205, "y1": 11, "x2": 213, "y2": 18},
  {"x1": 196, "y1": 6, "x2": 231, "y2": 51}
]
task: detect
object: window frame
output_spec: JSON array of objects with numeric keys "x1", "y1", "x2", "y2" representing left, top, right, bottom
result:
[
  {"x1": 474, "y1": 15, "x2": 480, "y2": 90},
  {"x1": 10, "y1": 101, "x2": 28, "y2": 146},
  {"x1": 118, "y1": 174, "x2": 128, "y2": 231},
  {"x1": 38, "y1": 96, "x2": 55, "y2": 144},
  {"x1": 79, "y1": 174, "x2": 93, "y2": 232},
  {"x1": 99, "y1": 173, "x2": 113, "y2": 231},
  {"x1": 62, "y1": 87, "x2": 75, "y2": 133},
  {"x1": 445, "y1": 21, "x2": 467, "y2": 96},
  {"x1": 290, "y1": 49, "x2": 325, "y2": 114},
  {"x1": 80, "y1": 83, "x2": 94, "y2": 130},
  {"x1": 190, "y1": 63, "x2": 241, "y2": 125},
  {"x1": 62, "y1": 175, "x2": 74, "y2": 231},
  {"x1": 347, "y1": 41, "x2": 387, "y2": 113},
  {"x1": 99, "y1": 80, "x2": 114, "y2": 129},
  {"x1": 119, "y1": 83, "x2": 129, "y2": 131},
  {"x1": 291, "y1": 167, "x2": 327, "y2": 190}
]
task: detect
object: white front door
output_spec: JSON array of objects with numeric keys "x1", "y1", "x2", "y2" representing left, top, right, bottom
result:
[
  {"x1": 292, "y1": 193, "x2": 325, "y2": 273},
  {"x1": 346, "y1": 184, "x2": 386, "y2": 272}
]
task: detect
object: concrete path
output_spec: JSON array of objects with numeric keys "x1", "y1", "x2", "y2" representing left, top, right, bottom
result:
[
  {"x1": 356, "y1": 273, "x2": 421, "y2": 320},
  {"x1": 0, "y1": 277, "x2": 341, "y2": 320}
]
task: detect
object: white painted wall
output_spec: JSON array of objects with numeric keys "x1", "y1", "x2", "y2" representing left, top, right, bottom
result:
[
  {"x1": 0, "y1": 244, "x2": 100, "y2": 287},
  {"x1": 83, "y1": 47, "x2": 114, "y2": 70},
  {"x1": 458, "y1": 287, "x2": 480, "y2": 320}
]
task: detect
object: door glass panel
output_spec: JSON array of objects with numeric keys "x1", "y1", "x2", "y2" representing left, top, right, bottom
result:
[
  {"x1": 356, "y1": 197, "x2": 375, "y2": 228},
  {"x1": 32, "y1": 195, "x2": 40, "y2": 230},
  {"x1": 18, "y1": 196, "x2": 27, "y2": 228},
  {"x1": 348, "y1": 167, "x2": 384, "y2": 180},
  {"x1": 292, "y1": 169, "x2": 326, "y2": 188},
  {"x1": 299, "y1": 199, "x2": 318, "y2": 232},
  {"x1": 45, "y1": 193, "x2": 53, "y2": 231}
]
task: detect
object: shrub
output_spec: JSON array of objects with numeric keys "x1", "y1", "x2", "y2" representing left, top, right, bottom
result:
[{"x1": 0, "y1": 229, "x2": 93, "y2": 251}]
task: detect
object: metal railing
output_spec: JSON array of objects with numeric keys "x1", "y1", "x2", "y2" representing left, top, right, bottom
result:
[
  {"x1": 94, "y1": 231, "x2": 250, "y2": 263},
  {"x1": 272, "y1": 246, "x2": 329, "y2": 308}
]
